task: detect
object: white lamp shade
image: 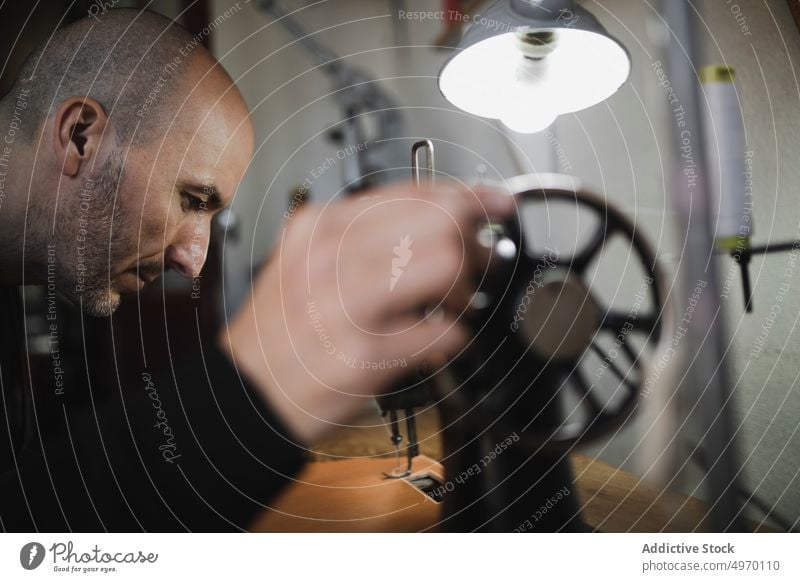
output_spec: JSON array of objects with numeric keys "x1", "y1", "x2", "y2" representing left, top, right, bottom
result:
[{"x1": 439, "y1": 4, "x2": 631, "y2": 133}]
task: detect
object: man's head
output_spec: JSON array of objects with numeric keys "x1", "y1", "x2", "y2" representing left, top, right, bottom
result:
[{"x1": 0, "y1": 8, "x2": 253, "y2": 316}]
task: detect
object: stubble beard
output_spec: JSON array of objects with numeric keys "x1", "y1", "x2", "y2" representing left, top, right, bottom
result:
[{"x1": 53, "y1": 150, "x2": 130, "y2": 317}]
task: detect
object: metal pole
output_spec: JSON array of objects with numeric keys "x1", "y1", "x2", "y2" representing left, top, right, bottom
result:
[{"x1": 660, "y1": 0, "x2": 745, "y2": 531}]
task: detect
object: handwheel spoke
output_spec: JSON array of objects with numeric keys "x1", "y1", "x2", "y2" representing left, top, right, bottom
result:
[
  {"x1": 589, "y1": 342, "x2": 638, "y2": 391},
  {"x1": 572, "y1": 219, "x2": 613, "y2": 272},
  {"x1": 601, "y1": 309, "x2": 658, "y2": 335},
  {"x1": 570, "y1": 367, "x2": 605, "y2": 415},
  {"x1": 619, "y1": 338, "x2": 641, "y2": 370}
]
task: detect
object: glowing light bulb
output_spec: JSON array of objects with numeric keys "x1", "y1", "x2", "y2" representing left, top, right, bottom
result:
[{"x1": 500, "y1": 106, "x2": 557, "y2": 133}]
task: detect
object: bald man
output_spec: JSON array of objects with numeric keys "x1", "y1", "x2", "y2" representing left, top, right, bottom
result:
[{"x1": 0, "y1": 9, "x2": 511, "y2": 531}]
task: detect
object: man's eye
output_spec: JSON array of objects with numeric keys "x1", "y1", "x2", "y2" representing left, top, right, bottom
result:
[{"x1": 181, "y1": 192, "x2": 206, "y2": 212}]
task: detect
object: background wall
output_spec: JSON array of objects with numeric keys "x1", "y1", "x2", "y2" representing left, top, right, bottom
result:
[{"x1": 208, "y1": 0, "x2": 800, "y2": 527}]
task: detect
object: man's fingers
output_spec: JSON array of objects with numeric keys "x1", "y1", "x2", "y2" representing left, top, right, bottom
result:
[
  {"x1": 381, "y1": 243, "x2": 475, "y2": 315},
  {"x1": 328, "y1": 184, "x2": 510, "y2": 320},
  {"x1": 427, "y1": 182, "x2": 514, "y2": 222},
  {"x1": 375, "y1": 315, "x2": 469, "y2": 368},
  {"x1": 353, "y1": 180, "x2": 514, "y2": 225}
]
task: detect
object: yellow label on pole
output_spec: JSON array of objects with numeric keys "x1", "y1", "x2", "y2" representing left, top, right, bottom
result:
[{"x1": 700, "y1": 64, "x2": 736, "y2": 84}]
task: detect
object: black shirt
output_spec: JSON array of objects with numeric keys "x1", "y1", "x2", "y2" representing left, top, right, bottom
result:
[{"x1": 0, "y1": 286, "x2": 305, "y2": 531}]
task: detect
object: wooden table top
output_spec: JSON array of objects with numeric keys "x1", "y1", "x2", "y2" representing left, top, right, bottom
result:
[
  {"x1": 252, "y1": 408, "x2": 773, "y2": 532},
  {"x1": 251, "y1": 454, "x2": 730, "y2": 532}
]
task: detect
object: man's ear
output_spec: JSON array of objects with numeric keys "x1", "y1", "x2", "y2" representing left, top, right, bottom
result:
[{"x1": 52, "y1": 96, "x2": 108, "y2": 178}]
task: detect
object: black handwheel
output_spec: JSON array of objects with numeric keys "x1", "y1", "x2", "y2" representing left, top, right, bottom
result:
[{"x1": 448, "y1": 173, "x2": 673, "y2": 451}]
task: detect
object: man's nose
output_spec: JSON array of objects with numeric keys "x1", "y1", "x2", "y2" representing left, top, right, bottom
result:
[{"x1": 165, "y1": 229, "x2": 210, "y2": 279}]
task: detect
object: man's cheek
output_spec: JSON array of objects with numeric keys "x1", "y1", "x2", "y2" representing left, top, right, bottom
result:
[{"x1": 137, "y1": 206, "x2": 175, "y2": 246}]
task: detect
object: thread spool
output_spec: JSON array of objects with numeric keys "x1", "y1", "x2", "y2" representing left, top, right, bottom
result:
[{"x1": 700, "y1": 65, "x2": 752, "y2": 252}]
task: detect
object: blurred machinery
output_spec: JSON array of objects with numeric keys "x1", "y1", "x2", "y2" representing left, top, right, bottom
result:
[
  {"x1": 257, "y1": 0, "x2": 406, "y2": 191},
  {"x1": 379, "y1": 141, "x2": 674, "y2": 531}
]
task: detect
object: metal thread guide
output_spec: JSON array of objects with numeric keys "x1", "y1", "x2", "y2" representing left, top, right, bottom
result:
[{"x1": 381, "y1": 140, "x2": 435, "y2": 479}]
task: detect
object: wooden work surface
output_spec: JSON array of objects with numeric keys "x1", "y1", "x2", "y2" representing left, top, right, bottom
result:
[
  {"x1": 252, "y1": 408, "x2": 771, "y2": 532},
  {"x1": 251, "y1": 454, "x2": 725, "y2": 532},
  {"x1": 252, "y1": 456, "x2": 444, "y2": 533}
]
